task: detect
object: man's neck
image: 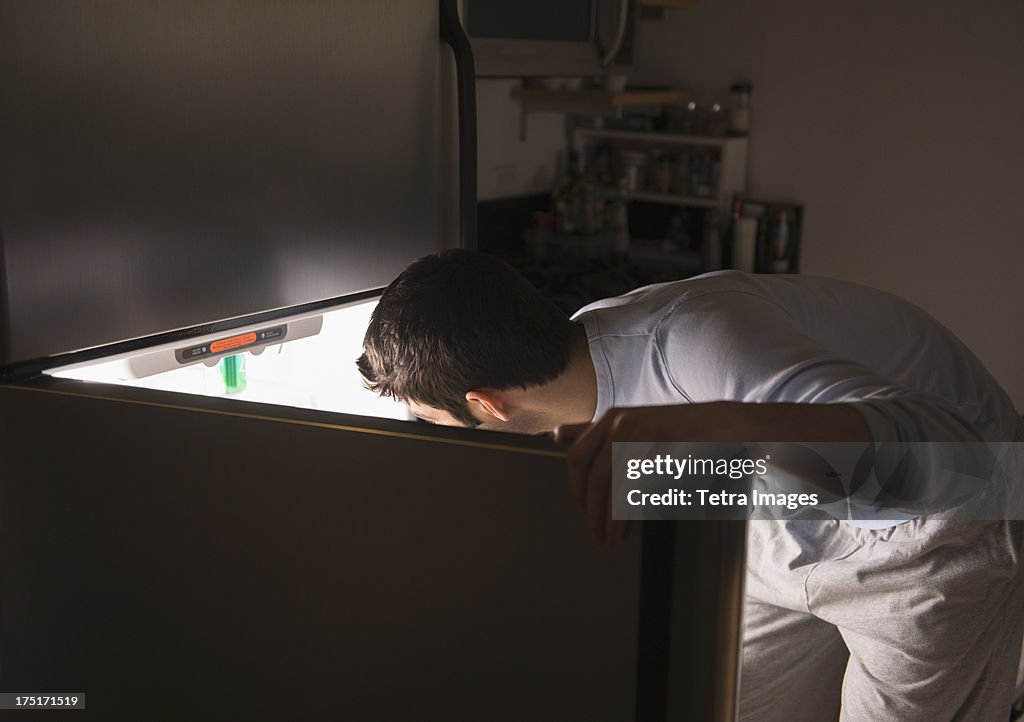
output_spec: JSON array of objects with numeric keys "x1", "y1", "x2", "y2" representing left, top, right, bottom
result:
[{"x1": 527, "y1": 324, "x2": 598, "y2": 429}]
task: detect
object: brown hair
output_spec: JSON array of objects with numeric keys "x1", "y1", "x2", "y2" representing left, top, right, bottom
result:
[{"x1": 358, "y1": 250, "x2": 573, "y2": 426}]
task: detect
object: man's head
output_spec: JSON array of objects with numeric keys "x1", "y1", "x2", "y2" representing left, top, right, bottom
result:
[{"x1": 357, "y1": 249, "x2": 575, "y2": 430}]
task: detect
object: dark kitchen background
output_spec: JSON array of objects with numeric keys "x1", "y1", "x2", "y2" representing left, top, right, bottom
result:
[{"x1": 475, "y1": 0, "x2": 1024, "y2": 413}]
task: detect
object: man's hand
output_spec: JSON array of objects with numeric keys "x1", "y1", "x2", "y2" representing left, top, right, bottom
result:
[{"x1": 554, "y1": 402, "x2": 870, "y2": 546}]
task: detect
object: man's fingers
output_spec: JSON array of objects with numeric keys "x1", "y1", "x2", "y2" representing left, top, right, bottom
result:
[
  {"x1": 584, "y1": 433, "x2": 614, "y2": 544},
  {"x1": 560, "y1": 410, "x2": 632, "y2": 546},
  {"x1": 563, "y1": 417, "x2": 611, "y2": 506}
]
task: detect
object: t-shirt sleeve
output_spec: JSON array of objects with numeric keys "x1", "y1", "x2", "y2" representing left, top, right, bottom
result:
[{"x1": 654, "y1": 291, "x2": 987, "y2": 443}]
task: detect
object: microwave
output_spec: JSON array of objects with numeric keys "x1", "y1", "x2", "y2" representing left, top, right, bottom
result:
[{"x1": 464, "y1": 0, "x2": 635, "y2": 78}]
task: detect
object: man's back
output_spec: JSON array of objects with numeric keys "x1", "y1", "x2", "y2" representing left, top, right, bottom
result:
[{"x1": 573, "y1": 270, "x2": 1019, "y2": 443}]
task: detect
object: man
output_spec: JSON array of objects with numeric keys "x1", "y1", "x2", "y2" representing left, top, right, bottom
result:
[{"x1": 358, "y1": 249, "x2": 1023, "y2": 720}]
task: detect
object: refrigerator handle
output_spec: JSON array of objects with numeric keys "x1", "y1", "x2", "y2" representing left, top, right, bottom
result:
[
  {"x1": 0, "y1": 237, "x2": 10, "y2": 368},
  {"x1": 439, "y1": 0, "x2": 477, "y2": 250}
]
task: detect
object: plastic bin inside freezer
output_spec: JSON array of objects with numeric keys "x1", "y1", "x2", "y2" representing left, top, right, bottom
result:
[{"x1": 46, "y1": 297, "x2": 409, "y2": 421}]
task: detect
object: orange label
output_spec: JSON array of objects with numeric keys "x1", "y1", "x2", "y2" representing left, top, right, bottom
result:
[{"x1": 210, "y1": 332, "x2": 257, "y2": 354}]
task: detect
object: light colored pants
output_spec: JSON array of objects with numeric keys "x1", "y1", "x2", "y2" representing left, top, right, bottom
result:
[{"x1": 739, "y1": 428, "x2": 1024, "y2": 721}]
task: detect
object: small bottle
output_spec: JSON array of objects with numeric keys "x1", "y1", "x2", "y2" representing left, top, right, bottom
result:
[
  {"x1": 219, "y1": 354, "x2": 246, "y2": 394},
  {"x1": 722, "y1": 196, "x2": 743, "y2": 267},
  {"x1": 552, "y1": 174, "x2": 574, "y2": 234},
  {"x1": 770, "y1": 209, "x2": 791, "y2": 272},
  {"x1": 692, "y1": 149, "x2": 713, "y2": 198},
  {"x1": 620, "y1": 150, "x2": 647, "y2": 193},
  {"x1": 581, "y1": 182, "x2": 600, "y2": 235},
  {"x1": 729, "y1": 82, "x2": 752, "y2": 136},
  {"x1": 566, "y1": 151, "x2": 585, "y2": 232},
  {"x1": 654, "y1": 152, "x2": 673, "y2": 194},
  {"x1": 702, "y1": 210, "x2": 723, "y2": 271},
  {"x1": 733, "y1": 217, "x2": 759, "y2": 273},
  {"x1": 594, "y1": 144, "x2": 612, "y2": 187},
  {"x1": 608, "y1": 177, "x2": 631, "y2": 261}
]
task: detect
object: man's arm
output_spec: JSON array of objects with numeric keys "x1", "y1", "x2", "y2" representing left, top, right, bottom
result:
[
  {"x1": 554, "y1": 401, "x2": 870, "y2": 545},
  {"x1": 560, "y1": 293, "x2": 1004, "y2": 545}
]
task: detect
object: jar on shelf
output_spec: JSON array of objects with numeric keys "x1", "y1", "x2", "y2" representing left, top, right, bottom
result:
[
  {"x1": 620, "y1": 150, "x2": 648, "y2": 193},
  {"x1": 679, "y1": 100, "x2": 699, "y2": 135},
  {"x1": 690, "y1": 149, "x2": 714, "y2": 198},
  {"x1": 729, "y1": 82, "x2": 752, "y2": 135},
  {"x1": 704, "y1": 102, "x2": 728, "y2": 137},
  {"x1": 649, "y1": 150, "x2": 673, "y2": 194},
  {"x1": 670, "y1": 151, "x2": 691, "y2": 197}
]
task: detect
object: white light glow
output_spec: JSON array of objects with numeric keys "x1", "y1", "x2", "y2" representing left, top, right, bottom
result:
[{"x1": 50, "y1": 299, "x2": 409, "y2": 421}]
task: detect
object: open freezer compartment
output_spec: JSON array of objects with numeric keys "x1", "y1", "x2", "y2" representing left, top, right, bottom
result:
[
  {"x1": 45, "y1": 295, "x2": 410, "y2": 422},
  {"x1": 1, "y1": 292, "x2": 747, "y2": 722}
]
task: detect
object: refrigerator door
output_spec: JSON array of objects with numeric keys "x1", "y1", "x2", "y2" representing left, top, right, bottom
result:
[
  {"x1": 0, "y1": 380, "x2": 745, "y2": 721},
  {"x1": 0, "y1": 1, "x2": 455, "y2": 367}
]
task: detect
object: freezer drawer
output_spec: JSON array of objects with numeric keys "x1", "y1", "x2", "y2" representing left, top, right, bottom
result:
[{"x1": 0, "y1": 380, "x2": 744, "y2": 721}]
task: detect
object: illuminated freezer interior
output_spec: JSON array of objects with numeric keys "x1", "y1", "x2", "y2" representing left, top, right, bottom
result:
[{"x1": 47, "y1": 297, "x2": 409, "y2": 421}]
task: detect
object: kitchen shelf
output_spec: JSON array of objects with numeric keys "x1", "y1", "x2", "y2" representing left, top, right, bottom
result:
[
  {"x1": 639, "y1": 0, "x2": 697, "y2": 7},
  {"x1": 510, "y1": 87, "x2": 687, "y2": 108},
  {"x1": 571, "y1": 127, "x2": 749, "y2": 214},
  {"x1": 629, "y1": 191, "x2": 718, "y2": 208},
  {"x1": 574, "y1": 127, "x2": 742, "y2": 148},
  {"x1": 511, "y1": 87, "x2": 689, "y2": 141}
]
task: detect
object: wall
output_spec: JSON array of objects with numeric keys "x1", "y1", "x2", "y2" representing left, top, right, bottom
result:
[
  {"x1": 476, "y1": 79, "x2": 565, "y2": 201},
  {"x1": 630, "y1": 0, "x2": 1024, "y2": 410}
]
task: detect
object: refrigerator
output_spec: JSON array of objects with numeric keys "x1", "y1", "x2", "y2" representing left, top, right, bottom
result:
[{"x1": 0, "y1": 2, "x2": 745, "y2": 720}]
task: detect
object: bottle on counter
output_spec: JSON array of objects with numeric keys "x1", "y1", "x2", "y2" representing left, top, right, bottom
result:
[
  {"x1": 702, "y1": 210, "x2": 723, "y2": 271},
  {"x1": 566, "y1": 151, "x2": 585, "y2": 233},
  {"x1": 769, "y1": 208, "x2": 791, "y2": 272},
  {"x1": 581, "y1": 181, "x2": 602, "y2": 235},
  {"x1": 594, "y1": 144, "x2": 613, "y2": 187},
  {"x1": 720, "y1": 195, "x2": 743, "y2": 268},
  {"x1": 690, "y1": 149, "x2": 714, "y2": 198},
  {"x1": 620, "y1": 150, "x2": 648, "y2": 193},
  {"x1": 552, "y1": 173, "x2": 574, "y2": 234},
  {"x1": 652, "y1": 150, "x2": 673, "y2": 194},
  {"x1": 607, "y1": 177, "x2": 631, "y2": 262},
  {"x1": 733, "y1": 216, "x2": 759, "y2": 273}
]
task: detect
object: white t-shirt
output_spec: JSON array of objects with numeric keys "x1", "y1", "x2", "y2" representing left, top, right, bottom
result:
[{"x1": 572, "y1": 271, "x2": 1019, "y2": 527}]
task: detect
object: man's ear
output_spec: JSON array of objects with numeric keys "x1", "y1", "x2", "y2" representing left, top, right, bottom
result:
[{"x1": 465, "y1": 389, "x2": 511, "y2": 423}]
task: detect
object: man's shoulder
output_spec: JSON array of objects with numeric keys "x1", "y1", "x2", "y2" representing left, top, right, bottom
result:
[
  {"x1": 574, "y1": 271, "x2": 740, "y2": 313},
  {"x1": 574, "y1": 272, "x2": 904, "y2": 328},
  {"x1": 572, "y1": 271, "x2": 794, "y2": 335}
]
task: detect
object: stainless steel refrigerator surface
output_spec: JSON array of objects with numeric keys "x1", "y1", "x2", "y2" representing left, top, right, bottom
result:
[{"x1": 0, "y1": 0, "x2": 447, "y2": 366}]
